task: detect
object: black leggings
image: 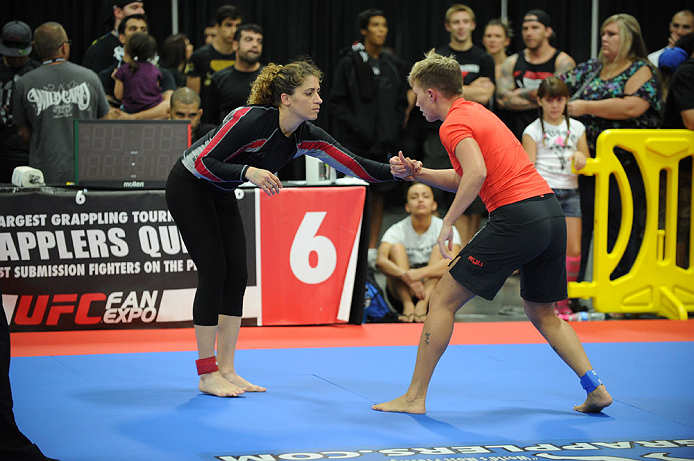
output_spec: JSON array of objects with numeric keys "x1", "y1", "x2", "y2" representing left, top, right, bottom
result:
[{"x1": 165, "y1": 162, "x2": 247, "y2": 325}]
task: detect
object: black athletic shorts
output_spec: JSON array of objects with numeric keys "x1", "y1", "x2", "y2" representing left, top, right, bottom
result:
[{"x1": 448, "y1": 193, "x2": 567, "y2": 303}]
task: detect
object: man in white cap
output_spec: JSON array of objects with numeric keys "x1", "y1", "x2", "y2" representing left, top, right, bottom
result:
[{"x1": 0, "y1": 20, "x2": 41, "y2": 183}]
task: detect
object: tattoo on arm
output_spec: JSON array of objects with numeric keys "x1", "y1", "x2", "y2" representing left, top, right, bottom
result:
[
  {"x1": 554, "y1": 53, "x2": 577, "y2": 77},
  {"x1": 496, "y1": 55, "x2": 537, "y2": 110},
  {"x1": 425, "y1": 332, "x2": 431, "y2": 345}
]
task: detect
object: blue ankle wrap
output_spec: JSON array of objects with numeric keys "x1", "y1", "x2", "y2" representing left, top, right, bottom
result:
[{"x1": 580, "y1": 370, "x2": 602, "y2": 394}]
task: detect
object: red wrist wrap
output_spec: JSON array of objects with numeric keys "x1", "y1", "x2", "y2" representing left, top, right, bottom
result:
[{"x1": 195, "y1": 356, "x2": 219, "y2": 375}]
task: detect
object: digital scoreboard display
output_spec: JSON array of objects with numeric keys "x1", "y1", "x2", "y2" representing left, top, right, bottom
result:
[{"x1": 74, "y1": 120, "x2": 191, "y2": 189}]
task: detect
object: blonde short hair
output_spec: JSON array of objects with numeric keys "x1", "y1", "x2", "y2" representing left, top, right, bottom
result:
[
  {"x1": 408, "y1": 49, "x2": 463, "y2": 98},
  {"x1": 445, "y1": 4, "x2": 475, "y2": 24}
]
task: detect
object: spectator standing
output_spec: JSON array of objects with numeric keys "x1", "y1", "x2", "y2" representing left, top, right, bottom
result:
[
  {"x1": 98, "y1": 15, "x2": 176, "y2": 120},
  {"x1": 0, "y1": 21, "x2": 40, "y2": 183},
  {"x1": 662, "y1": 33, "x2": 694, "y2": 268},
  {"x1": 522, "y1": 77, "x2": 589, "y2": 315},
  {"x1": 562, "y1": 14, "x2": 662, "y2": 282},
  {"x1": 496, "y1": 9, "x2": 576, "y2": 140},
  {"x1": 12, "y1": 22, "x2": 111, "y2": 185},
  {"x1": 204, "y1": 24, "x2": 264, "y2": 125},
  {"x1": 187, "y1": 5, "x2": 242, "y2": 105},
  {"x1": 169, "y1": 86, "x2": 215, "y2": 144},
  {"x1": 203, "y1": 20, "x2": 217, "y2": 46},
  {"x1": 482, "y1": 18, "x2": 513, "y2": 85},
  {"x1": 82, "y1": 0, "x2": 145, "y2": 74},
  {"x1": 113, "y1": 32, "x2": 163, "y2": 114},
  {"x1": 425, "y1": 4, "x2": 496, "y2": 246},
  {"x1": 160, "y1": 34, "x2": 194, "y2": 88},
  {"x1": 330, "y1": 8, "x2": 408, "y2": 266},
  {"x1": 648, "y1": 10, "x2": 693, "y2": 66},
  {"x1": 376, "y1": 182, "x2": 462, "y2": 323}
]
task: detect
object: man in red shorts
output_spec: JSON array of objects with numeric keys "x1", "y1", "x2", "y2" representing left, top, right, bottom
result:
[{"x1": 376, "y1": 50, "x2": 612, "y2": 415}]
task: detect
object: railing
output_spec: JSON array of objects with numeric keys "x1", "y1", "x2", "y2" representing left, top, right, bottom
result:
[{"x1": 568, "y1": 129, "x2": 694, "y2": 320}]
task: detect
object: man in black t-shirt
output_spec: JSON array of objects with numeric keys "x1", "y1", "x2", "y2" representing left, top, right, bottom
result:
[
  {"x1": 436, "y1": 4, "x2": 495, "y2": 106},
  {"x1": 187, "y1": 5, "x2": 242, "y2": 107},
  {"x1": 204, "y1": 24, "x2": 264, "y2": 125},
  {"x1": 82, "y1": 1, "x2": 145, "y2": 74},
  {"x1": 0, "y1": 21, "x2": 41, "y2": 183},
  {"x1": 97, "y1": 15, "x2": 175, "y2": 120},
  {"x1": 423, "y1": 4, "x2": 497, "y2": 245}
]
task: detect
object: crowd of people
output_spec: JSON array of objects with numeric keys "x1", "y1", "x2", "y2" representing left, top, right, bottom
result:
[
  {"x1": 0, "y1": 2, "x2": 691, "y2": 316},
  {"x1": 1, "y1": 2, "x2": 693, "y2": 453}
]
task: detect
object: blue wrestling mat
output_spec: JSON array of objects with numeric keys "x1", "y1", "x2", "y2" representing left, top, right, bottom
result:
[{"x1": 10, "y1": 342, "x2": 694, "y2": 461}]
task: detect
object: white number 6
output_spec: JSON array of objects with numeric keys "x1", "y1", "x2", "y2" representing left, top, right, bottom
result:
[{"x1": 290, "y1": 211, "x2": 336, "y2": 284}]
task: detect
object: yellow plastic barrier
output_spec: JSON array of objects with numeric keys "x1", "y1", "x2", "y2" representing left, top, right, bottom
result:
[{"x1": 568, "y1": 129, "x2": 694, "y2": 320}]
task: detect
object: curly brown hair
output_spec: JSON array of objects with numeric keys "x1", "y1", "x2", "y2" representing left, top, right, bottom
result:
[{"x1": 247, "y1": 60, "x2": 323, "y2": 106}]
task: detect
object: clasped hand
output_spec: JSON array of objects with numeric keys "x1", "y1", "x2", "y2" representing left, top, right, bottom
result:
[{"x1": 390, "y1": 151, "x2": 421, "y2": 180}]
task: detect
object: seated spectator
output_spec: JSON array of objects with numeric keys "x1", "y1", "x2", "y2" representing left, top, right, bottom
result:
[
  {"x1": 169, "y1": 87, "x2": 215, "y2": 143},
  {"x1": 82, "y1": 0, "x2": 145, "y2": 74},
  {"x1": 160, "y1": 33, "x2": 193, "y2": 88},
  {"x1": 376, "y1": 182, "x2": 462, "y2": 323},
  {"x1": 204, "y1": 24, "x2": 264, "y2": 125},
  {"x1": 113, "y1": 32, "x2": 163, "y2": 114}
]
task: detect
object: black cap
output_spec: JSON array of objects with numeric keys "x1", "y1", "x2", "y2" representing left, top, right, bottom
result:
[
  {"x1": 106, "y1": 1, "x2": 144, "y2": 25},
  {"x1": 108, "y1": 0, "x2": 142, "y2": 8},
  {"x1": 0, "y1": 21, "x2": 32, "y2": 57},
  {"x1": 523, "y1": 9, "x2": 551, "y2": 27}
]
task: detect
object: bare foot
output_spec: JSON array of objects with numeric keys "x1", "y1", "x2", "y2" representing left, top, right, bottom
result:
[
  {"x1": 199, "y1": 371, "x2": 245, "y2": 397},
  {"x1": 574, "y1": 385, "x2": 613, "y2": 413},
  {"x1": 398, "y1": 314, "x2": 415, "y2": 323},
  {"x1": 221, "y1": 371, "x2": 266, "y2": 392},
  {"x1": 372, "y1": 394, "x2": 425, "y2": 414}
]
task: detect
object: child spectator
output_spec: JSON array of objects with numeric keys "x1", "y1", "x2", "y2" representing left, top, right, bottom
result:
[
  {"x1": 113, "y1": 32, "x2": 163, "y2": 113},
  {"x1": 522, "y1": 77, "x2": 589, "y2": 315}
]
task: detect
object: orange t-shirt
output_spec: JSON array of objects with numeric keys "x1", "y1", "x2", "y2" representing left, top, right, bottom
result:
[{"x1": 439, "y1": 99, "x2": 552, "y2": 212}]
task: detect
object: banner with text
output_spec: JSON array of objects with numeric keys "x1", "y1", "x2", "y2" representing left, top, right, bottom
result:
[{"x1": 0, "y1": 186, "x2": 365, "y2": 331}]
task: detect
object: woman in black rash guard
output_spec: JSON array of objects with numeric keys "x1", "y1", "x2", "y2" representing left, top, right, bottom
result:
[{"x1": 166, "y1": 60, "x2": 418, "y2": 397}]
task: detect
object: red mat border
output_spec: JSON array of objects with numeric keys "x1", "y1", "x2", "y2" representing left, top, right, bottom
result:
[{"x1": 10, "y1": 319, "x2": 694, "y2": 357}]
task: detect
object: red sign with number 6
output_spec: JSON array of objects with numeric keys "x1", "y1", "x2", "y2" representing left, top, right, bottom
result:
[{"x1": 259, "y1": 186, "x2": 366, "y2": 325}]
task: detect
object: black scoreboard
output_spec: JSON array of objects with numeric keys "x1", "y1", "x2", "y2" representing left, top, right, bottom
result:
[{"x1": 74, "y1": 120, "x2": 191, "y2": 188}]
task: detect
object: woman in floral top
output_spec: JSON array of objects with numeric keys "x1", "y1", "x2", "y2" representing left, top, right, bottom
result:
[{"x1": 560, "y1": 13, "x2": 662, "y2": 284}]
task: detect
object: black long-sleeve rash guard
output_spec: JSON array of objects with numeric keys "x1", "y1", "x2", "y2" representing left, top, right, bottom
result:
[{"x1": 180, "y1": 104, "x2": 397, "y2": 190}]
